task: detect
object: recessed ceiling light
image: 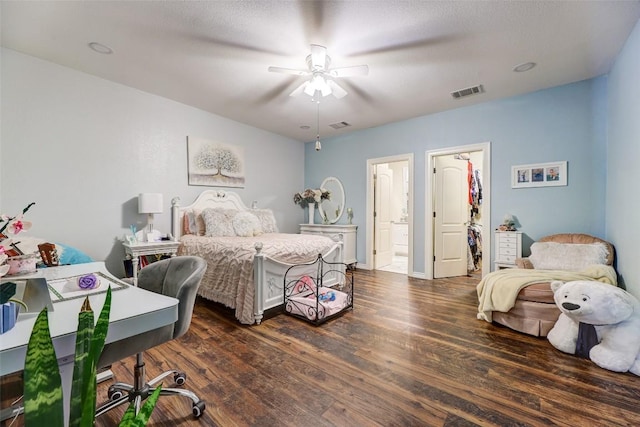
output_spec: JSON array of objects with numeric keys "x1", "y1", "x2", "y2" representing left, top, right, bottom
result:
[
  {"x1": 513, "y1": 62, "x2": 536, "y2": 72},
  {"x1": 88, "y1": 42, "x2": 113, "y2": 54},
  {"x1": 300, "y1": 125, "x2": 311, "y2": 130}
]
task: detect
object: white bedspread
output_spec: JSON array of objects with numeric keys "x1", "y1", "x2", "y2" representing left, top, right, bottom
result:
[{"x1": 177, "y1": 233, "x2": 337, "y2": 324}]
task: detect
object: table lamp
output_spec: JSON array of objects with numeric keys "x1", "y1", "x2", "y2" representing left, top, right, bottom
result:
[{"x1": 138, "y1": 193, "x2": 163, "y2": 235}]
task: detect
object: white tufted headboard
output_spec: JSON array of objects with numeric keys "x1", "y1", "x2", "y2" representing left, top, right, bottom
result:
[{"x1": 171, "y1": 190, "x2": 251, "y2": 239}]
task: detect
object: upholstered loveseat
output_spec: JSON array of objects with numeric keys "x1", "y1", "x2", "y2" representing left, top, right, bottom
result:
[{"x1": 483, "y1": 233, "x2": 616, "y2": 337}]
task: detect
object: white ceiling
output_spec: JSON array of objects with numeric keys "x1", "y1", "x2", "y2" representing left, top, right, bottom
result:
[{"x1": 2, "y1": 1, "x2": 639, "y2": 142}]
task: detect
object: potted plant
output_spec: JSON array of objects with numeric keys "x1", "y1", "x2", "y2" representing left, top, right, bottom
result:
[{"x1": 23, "y1": 287, "x2": 161, "y2": 426}]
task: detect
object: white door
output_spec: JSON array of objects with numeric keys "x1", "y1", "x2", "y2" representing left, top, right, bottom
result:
[
  {"x1": 433, "y1": 155, "x2": 468, "y2": 278},
  {"x1": 374, "y1": 164, "x2": 393, "y2": 268}
]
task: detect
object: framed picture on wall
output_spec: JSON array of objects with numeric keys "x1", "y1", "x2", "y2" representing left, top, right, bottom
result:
[
  {"x1": 511, "y1": 161, "x2": 567, "y2": 188},
  {"x1": 187, "y1": 136, "x2": 245, "y2": 187}
]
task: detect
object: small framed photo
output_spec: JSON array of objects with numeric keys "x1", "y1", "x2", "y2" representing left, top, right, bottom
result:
[{"x1": 512, "y1": 161, "x2": 567, "y2": 188}]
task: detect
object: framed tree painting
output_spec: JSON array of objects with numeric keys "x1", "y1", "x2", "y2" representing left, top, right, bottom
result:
[{"x1": 187, "y1": 136, "x2": 245, "y2": 187}]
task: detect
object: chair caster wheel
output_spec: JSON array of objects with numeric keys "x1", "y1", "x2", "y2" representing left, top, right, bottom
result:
[
  {"x1": 192, "y1": 400, "x2": 206, "y2": 418},
  {"x1": 108, "y1": 386, "x2": 125, "y2": 401},
  {"x1": 174, "y1": 372, "x2": 187, "y2": 386}
]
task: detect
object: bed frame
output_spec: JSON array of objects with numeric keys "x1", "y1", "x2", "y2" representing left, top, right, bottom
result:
[{"x1": 171, "y1": 190, "x2": 345, "y2": 324}]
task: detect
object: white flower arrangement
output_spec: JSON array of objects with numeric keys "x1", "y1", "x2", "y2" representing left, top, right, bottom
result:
[{"x1": 293, "y1": 188, "x2": 330, "y2": 208}]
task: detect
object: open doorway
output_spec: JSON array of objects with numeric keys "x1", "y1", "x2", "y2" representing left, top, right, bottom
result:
[
  {"x1": 365, "y1": 154, "x2": 414, "y2": 274},
  {"x1": 425, "y1": 143, "x2": 491, "y2": 280}
]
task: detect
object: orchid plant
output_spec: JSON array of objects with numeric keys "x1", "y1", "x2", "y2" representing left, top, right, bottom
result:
[
  {"x1": 0, "y1": 202, "x2": 35, "y2": 278},
  {"x1": 293, "y1": 188, "x2": 330, "y2": 208}
]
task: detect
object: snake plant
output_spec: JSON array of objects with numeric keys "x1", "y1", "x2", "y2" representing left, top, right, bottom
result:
[{"x1": 23, "y1": 286, "x2": 160, "y2": 426}]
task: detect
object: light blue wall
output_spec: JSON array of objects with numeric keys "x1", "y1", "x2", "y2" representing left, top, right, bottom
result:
[
  {"x1": 607, "y1": 19, "x2": 640, "y2": 297},
  {"x1": 1, "y1": 48, "x2": 304, "y2": 277},
  {"x1": 305, "y1": 78, "x2": 608, "y2": 274}
]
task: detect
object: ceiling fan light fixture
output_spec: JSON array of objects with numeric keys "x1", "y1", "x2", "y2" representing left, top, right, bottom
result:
[
  {"x1": 320, "y1": 85, "x2": 331, "y2": 97},
  {"x1": 315, "y1": 137, "x2": 322, "y2": 151},
  {"x1": 271, "y1": 45, "x2": 368, "y2": 100},
  {"x1": 309, "y1": 74, "x2": 332, "y2": 97},
  {"x1": 303, "y1": 83, "x2": 316, "y2": 97}
]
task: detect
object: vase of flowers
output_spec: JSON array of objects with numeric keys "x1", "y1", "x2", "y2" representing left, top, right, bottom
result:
[
  {"x1": 7, "y1": 253, "x2": 38, "y2": 275},
  {"x1": 1, "y1": 202, "x2": 36, "y2": 277},
  {"x1": 293, "y1": 188, "x2": 330, "y2": 225},
  {"x1": 0, "y1": 202, "x2": 35, "y2": 334}
]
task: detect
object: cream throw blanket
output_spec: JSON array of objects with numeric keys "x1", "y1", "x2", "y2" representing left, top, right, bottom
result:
[{"x1": 476, "y1": 265, "x2": 617, "y2": 322}]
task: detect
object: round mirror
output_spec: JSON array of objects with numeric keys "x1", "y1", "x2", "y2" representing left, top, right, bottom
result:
[{"x1": 318, "y1": 177, "x2": 345, "y2": 224}]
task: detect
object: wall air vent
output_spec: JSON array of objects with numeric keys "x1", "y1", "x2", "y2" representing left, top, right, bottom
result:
[
  {"x1": 451, "y1": 84, "x2": 484, "y2": 99},
  {"x1": 329, "y1": 121, "x2": 351, "y2": 129}
]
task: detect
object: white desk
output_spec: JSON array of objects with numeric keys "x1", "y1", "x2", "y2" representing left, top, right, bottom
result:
[{"x1": 0, "y1": 262, "x2": 178, "y2": 422}]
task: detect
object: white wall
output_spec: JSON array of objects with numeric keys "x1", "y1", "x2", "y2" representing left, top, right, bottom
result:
[
  {"x1": 305, "y1": 77, "x2": 608, "y2": 274},
  {"x1": 607, "y1": 19, "x2": 640, "y2": 297},
  {"x1": 1, "y1": 48, "x2": 304, "y2": 276}
]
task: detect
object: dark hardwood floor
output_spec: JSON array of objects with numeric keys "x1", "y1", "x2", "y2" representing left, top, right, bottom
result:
[{"x1": 4, "y1": 269, "x2": 640, "y2": 426}]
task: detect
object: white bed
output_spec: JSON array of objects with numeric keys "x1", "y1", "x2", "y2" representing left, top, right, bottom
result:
[{"x1": 171, "y1": 190, "x2": 344, "y2": 324}]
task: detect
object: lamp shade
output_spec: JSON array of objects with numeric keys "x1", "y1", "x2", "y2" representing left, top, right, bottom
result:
[{"x1": 138, "y1": 193, "x2": 163, "y2": 214}]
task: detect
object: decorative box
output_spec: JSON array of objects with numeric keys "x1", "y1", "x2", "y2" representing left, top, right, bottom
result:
[{"x1": 0, "y1": 301, "x2": 19, "y2": 334}]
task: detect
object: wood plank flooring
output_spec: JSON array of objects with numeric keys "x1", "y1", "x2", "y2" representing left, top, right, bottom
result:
[{"x1": 4, "y1": 269, "x2": 640, "y2": 426}]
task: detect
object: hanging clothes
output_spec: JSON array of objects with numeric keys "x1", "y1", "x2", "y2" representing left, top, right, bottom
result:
[{"x1": 467, "y1": 224, "x2": 483, "y2": 272}]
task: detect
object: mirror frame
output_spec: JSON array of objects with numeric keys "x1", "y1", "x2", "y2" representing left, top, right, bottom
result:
[{"x1": 318, "y1": 176, "x2": 345, "y2": 224}]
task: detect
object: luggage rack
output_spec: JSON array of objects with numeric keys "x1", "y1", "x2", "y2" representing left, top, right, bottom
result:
[{"x1": 283, "y1": 253, "x2": 353, "y2": 325}]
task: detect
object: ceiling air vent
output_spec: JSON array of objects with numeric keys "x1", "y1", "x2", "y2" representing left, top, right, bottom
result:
[
  {"x1": 329, "y1": 121, "x2": 351, "y2": 129},
  {"x1": 451, "y1": 84, "x2": 484, "y2": 99}
]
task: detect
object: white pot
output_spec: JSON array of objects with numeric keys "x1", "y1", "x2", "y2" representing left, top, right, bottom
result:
[{"x1": 7, "y1": 254, "x2": 37, "y2": 275}]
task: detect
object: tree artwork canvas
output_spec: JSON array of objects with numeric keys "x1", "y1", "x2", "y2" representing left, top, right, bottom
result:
[{"x1": 187, "y1": 136, "x2": 245, "y2": 187}]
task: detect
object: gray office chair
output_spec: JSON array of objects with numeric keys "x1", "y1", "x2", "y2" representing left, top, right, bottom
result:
[{"x1": 95, "y1": 255, "x2": 207, "y2": 419}]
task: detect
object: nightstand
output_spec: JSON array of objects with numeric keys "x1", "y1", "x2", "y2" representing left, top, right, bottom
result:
[
  {"x1": 123, "y1": 240, "x2": 180, "y2": 286},
  {"x1": 494, "y1": 230, "x2": 522, "y2": 270}
]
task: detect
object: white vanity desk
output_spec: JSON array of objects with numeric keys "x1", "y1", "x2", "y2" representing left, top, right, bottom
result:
[
  {"x1": 0, "y1": 262, "x2": 178, "y2": 423},
  {"x1": 300, "y1": 224, "x2": 358, "y2": 266},
  {"x1": 304, "y1": 176, "x2": 358, "y2": 267}
]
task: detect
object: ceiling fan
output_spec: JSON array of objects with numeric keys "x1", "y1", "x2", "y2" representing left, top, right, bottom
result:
[{"x1": 268, "y1": 44, "x2": 369, "y2": 99}]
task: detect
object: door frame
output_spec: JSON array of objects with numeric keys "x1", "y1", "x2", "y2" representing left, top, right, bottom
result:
[
  {"x1": 425, "y1": 142, "x2": 491, "y2": 280},
  {"x1": 365, "y1": 153, "x2": 414, "y2": 274}
]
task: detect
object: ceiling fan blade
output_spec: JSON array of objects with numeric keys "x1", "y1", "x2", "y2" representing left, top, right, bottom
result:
[
  {"x1": 289, "y1": 81, "x2": 309, "y2": 97},
  {"x1": 310, "y1": 44, "x2": 327, "y2": 70},
  {"x1": 268, "y1": 66, "x2": 309, "y2": 76},
  {"x1": 329, "y1": 64, "x2": 369, "y2": 78},
  {"x1": 327, "y1": 80, "x2": 348, "y2": 99}
]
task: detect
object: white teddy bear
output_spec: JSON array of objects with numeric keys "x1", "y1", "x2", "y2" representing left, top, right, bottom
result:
[{"x1": 547, "y1": 280, "x2": 640, "y2": 375}]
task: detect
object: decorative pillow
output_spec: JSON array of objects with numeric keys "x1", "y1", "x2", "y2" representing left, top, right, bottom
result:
[
  {"x1": 529, "y1": 242, "x2": 609, "y2": 271},
  {"x1": 6, "y1": 236, "x2": 93, "y2": 265},
  {"x1": 232, "y1": 211, "x2": 263, "y2": 237},
  {"x1": 56, "y1": 243, "x2": 94, "y2": 265},
  {"x1": 193, "y1": 210, "x2": 206, "y2": 236},
  {"x1": 182, "y1": 213, "x2": 193, "y2": 235},
  {"x1": 201, "y1": 208, "x2": 236, "y2": 237},
  {"x1": 182, "y1": 209, "x2": 204, "y2": 235},
  {"x1": 252, "y1": 209, "x2": 279, "y2": 234}
]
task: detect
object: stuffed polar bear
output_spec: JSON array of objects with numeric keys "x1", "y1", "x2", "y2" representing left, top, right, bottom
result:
[{"x1": 547, "y1": 280, "x2": 640, "y2": 375}]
